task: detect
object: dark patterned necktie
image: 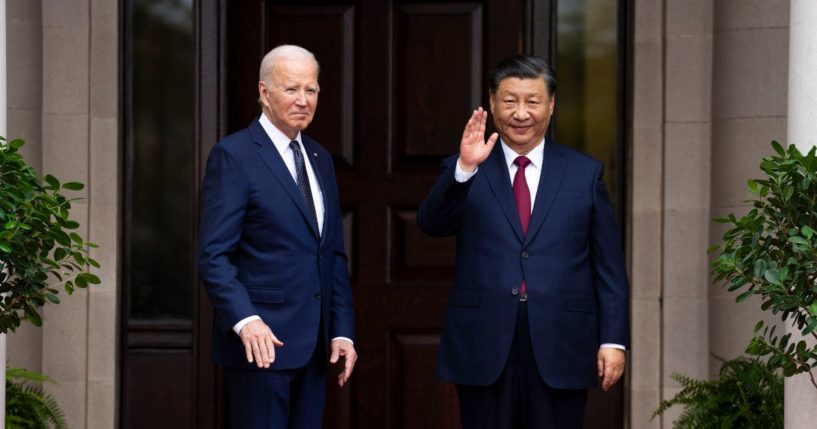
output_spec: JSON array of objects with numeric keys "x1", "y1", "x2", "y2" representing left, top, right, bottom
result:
[
  {"x1": 513, "y1": 156, "x2": 532, "y2": 296},
  {"x1": 290, "y1": 141, "x2": 319, "y2": 232}
]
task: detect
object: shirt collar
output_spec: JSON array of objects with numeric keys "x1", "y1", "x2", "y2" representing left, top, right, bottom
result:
[
  {"x1": 259, "y1": 113, "x2": 302, "y2": 155},
  {"x1": 501, "y1": 137, "x2": 546, "y2": 170}
]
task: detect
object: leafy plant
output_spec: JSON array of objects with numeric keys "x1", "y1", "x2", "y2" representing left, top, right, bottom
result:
[
  {"x1": 652, "y1": 356, "x2": 783, "y2": 429},
  {"x1": 0, "y1": 137, "x2": 101, "y2": 333},
  {"x1": 712, "y1": 141, "x2": 817, "y2": 389},
  {"x1": 5, "y1": 366, "x2": 68, "y2": 429}
]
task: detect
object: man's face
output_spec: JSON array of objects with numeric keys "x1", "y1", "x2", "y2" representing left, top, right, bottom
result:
[
  {"x1": 258, "y1": 57, "x2": 319, "y2": 139},
  {"x1": 489, "y1": 77, "x2": 554, "y2": 155}
]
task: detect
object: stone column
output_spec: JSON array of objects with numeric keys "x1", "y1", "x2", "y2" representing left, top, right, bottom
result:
[
  {"x1": 786, "y1": 1, "x2": 817, "y2": 427},
  {"x1": 1, "y1": 0, "x2": 7, "y2": 426}
]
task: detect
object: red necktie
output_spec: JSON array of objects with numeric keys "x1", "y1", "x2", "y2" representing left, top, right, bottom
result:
[{"x1": 513, "y1": 156, "x2": 531, "y2": 296}]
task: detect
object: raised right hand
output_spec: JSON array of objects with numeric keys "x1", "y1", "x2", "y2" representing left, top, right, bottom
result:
[
  {"x1": 239, "y1": 319, "x2": 284, "y2": 368},
  {"x1": 459, "y1": 107, "x2": 499, "y2": 172}
]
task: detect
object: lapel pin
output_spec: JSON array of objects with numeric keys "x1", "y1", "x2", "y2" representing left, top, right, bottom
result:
[{"x1": 313, "y1": 152, "x2": 318, "y2": 157}]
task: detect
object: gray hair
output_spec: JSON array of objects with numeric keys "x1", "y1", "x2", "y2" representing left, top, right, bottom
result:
[{"x1": 259, "y1": 45, "x2": 320, "y2": 82}]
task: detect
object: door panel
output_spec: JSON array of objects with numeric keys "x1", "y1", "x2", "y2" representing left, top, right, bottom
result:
[{"x1": 214, "y1": 1, "x2": 623, "y2": 428}]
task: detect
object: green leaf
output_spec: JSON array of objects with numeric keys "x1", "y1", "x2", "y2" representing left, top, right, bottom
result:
[
  {"x1": 44, "y1": 174, "x2": 60, "y2": 190},
  {"x1": 62, "y1": 182, "x2": 85, "y2": 191},
  {"x1": 736, "y1": 289, "x2": 755, "y2": 303},
  {"x1": 754, "y1": 320, "x2": 765, "y2": 333},
  {"x1": 748, "y1": 179, "x2": 759, "y2": 193},
  {"x1": 754, "y1": 259, "x2": 767, "y2": 279},
  {"x1": 78, "y1": 272, "x2": 101, "y2": 285},
  {"x1": 809, "y1": 301, "x2": 817, "y2": 316},
  {"x1": 45, "y1": 293, "x2": 60, "y2": 304},
  {"x1": 772, "y1": 140, "x2": 785, "y2": 156},
  {"x1": 803, "y1": 225, "x2": 816, "y2": 239},
  {"x1": 0, "y1": 242, "x2": 11, "y2": 253},
  {"x1": 9, "y1": 138, "x2": 25, "y2": 150},
  {"x1": 764, "y1": 269, "x2": 781, "y2": 286},
  {"x1": 788, "y1": 236, "x2": 809, "y2": 246}
]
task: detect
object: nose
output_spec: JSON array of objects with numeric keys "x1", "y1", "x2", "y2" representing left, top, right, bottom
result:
[
  {"x1": 512, "y1": 103, "x2": 530, "y2": 121},
  {"x1": 294, "y1": 91, "x2": 308, "y2": 106}
]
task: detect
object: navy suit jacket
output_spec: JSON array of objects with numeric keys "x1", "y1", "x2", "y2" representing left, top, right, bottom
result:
[
  {"x1": 198, "y1": 118, "x2": 355, "y2": 370},
  {"x1": 417, "y1": 140, "x2": 629, "y2": 389}
]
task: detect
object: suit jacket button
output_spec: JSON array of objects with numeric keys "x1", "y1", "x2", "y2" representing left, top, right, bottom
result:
[
  {"x1": 511, "y1": 288, "x2": 519, "y2": 296},
  {"x1": 315, "y1": 292, "x2": 322, "y2": 299},
  {"x1": 521, "y1": 250, "x2": 530, "y2": 259}
]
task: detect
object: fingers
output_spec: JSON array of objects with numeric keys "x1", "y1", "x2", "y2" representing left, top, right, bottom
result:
[
  {"x1": 598, "y1": 349, "x2": 625, "y2": 391},
  {"x1": 597, "y1": 352, "x2": 605, "y2": 377},
  {"x1": 339, "y1": 353, "x2": 356, "y2": 387},
  {"x1": 239, "y1": 321, "x2": 282, "y2": 369},
  {"x1": 329, "y1": 345, "x2": 340, "y2": 364},
  {"x1": 330, "y1": 341, "x2": 358, "y2": 387},
  {"x1": 486, "y1": 132, "x2": 499, "y2": 148},
  {"x1": 244, "y1": 339, "x2": 254, "y2": 363},
  {"x1": 462, "y1": 107, "x2": 490, "y2": 146}
]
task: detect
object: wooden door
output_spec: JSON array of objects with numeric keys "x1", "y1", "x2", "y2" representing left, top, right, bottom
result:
[{"x1": 215, "y1": 1, "x2": 624, "y2": 427}]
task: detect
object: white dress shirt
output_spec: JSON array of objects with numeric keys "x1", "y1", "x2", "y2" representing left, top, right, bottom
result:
[
  {"x1": 232, "y1": 114, "x2": 352, "y2": 345},
  {"x1": 454, "y1": 138, "x2": 624, "y2": 351}
]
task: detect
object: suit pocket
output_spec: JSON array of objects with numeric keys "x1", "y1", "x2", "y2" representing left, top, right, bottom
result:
[
  {"x1": 447, "y1": 289, "x2": 481, "y2": 308},
  {"x1": 565, "y1": 294, "x2": 597, "y2": 312},
  {"x1": 246, "y1": 287, "x2": 285, "y2": 304}
]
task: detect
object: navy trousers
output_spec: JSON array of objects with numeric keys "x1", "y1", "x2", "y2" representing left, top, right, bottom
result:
[
  {"x1": 226, "y1": 331, "x2": 327, "y2": 429},
  {"x1": 456, "y1": 302, "x2": 588, "y2": 429}
]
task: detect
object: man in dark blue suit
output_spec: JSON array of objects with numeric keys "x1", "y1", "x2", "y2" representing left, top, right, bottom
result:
[
  {"x1": 418, "y1": 55, "x2": 629, "y2": 429},
  {"x1": 198, "y1": 45, "x2": 356, "y2": 429}
]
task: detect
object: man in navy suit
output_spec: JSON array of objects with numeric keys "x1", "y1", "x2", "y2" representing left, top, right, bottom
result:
[
  {"x1": 198, "y1": 45, "x2": 356, "y2": 429},
  {"x1": 418, "y1": 55, "x2": 629, "y2": 429}
]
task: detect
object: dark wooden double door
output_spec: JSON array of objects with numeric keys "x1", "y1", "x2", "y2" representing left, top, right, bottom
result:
[{"x1": 124, "y1": 0, "x2": 623, "y2": 428}]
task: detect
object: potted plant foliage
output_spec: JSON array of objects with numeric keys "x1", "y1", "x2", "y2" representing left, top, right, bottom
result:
[
  {"x1": 652, "y1": 356, "x2": 783, "y2": 428},
  {"x1": 0, "y1": 137, "x2": 100, "y2": 332},
  {"x1": 712, "y1": 141, "x2": 817, "y2": 389},
  {"x1": 1, "y1": 136, "x2": 101, "y2": 427}
]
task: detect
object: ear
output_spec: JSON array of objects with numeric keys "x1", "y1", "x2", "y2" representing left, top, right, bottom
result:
[
  {"x1": 547, "y1": 93, "x2": 556, "y2": 115},
  {"x1": 488, "y1": 91, "x2": 496, "y2": 115},
  {"x1": 258, "y1": 81, "x2": 270, "y2": 109}
]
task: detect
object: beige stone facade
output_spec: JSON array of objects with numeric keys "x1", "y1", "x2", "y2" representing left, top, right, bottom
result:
[
  {"x1": 4, "y1": 0, "x2": 809, "y2": 427},
  {"x1": 6, "y1": 0, "x2": 119, "y2": 427}
]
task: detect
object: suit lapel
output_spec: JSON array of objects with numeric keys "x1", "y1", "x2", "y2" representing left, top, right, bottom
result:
[
  {"x1": 301, "y1": 136, "x2": 330, "y2": 247},
  {"x1": 250, "y1": 120, "x2": 320, "y2": 239},
  {"x1": 525, "y1": 141, "x2": 567, "y2": 245},
  {"x1": 483, "y1": 143, "x2": 525, "y2": 242}
]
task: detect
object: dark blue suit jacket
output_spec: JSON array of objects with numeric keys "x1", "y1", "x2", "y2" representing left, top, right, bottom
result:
[
  {"x1": 417, "y1": 141, "x2": 629, "y2": 389},
  {"x1": 198, "y1": 118, "x2": 355, "y2": 370}
]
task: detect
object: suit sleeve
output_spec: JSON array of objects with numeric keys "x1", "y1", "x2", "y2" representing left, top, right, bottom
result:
[
  {"x1": 197, "y1": 143, "x2": 256, "y2": 333},
  {"x1": 417, "y1": 155, "x2": 474, "y2": 237},
  {"x1": 327, "y1": 158, "x2": 356, "y2": 341},
  {"x1": 590, "y1": 162, "x2": 630, "y2": 348}
]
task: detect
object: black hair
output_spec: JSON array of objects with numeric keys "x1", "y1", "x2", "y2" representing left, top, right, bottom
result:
[{"x1": 488, "y1": 55, "x2": 556, "y2": 96}]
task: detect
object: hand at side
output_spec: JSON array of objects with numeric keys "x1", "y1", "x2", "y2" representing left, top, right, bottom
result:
[
  {"x1": 330, "y1": 339, "x2": 358, "y2": 387},
  {"x1": 597, "y1": 347, "x2": 625, "y2": 391},
  {"x1": 239, "y1": 319, "x2": 284, "y2": 368}
]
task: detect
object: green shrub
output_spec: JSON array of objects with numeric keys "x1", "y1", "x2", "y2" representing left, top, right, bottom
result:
[
  {"x1": 0, "y1": 137, "x2": 100, "y2": 333},
  {"x1": 652, "y1": 357, "x2": 783, "y2": 429},
  {"x1": 5, "y1": 366, "x2": 68, "y2": 429},
  {"x1": 713, "y1": 141, "x2": 817, "y2": 389}
]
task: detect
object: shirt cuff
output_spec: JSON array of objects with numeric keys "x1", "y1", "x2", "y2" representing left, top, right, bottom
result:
[
  {"x1": 331, "y1": 337, "x2": 354, "y2": 345},
  {"x1": 600, "y1": 343, "x2": 626, "y2": 350},
  {"x1": 233, "y1": 315, "x2": 261, "y2": 335},
  {"x1": 454, "y1": 158, "x2": 478, "y2": 183}
]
